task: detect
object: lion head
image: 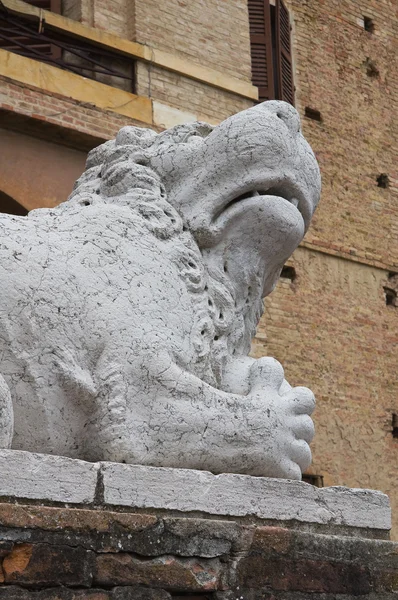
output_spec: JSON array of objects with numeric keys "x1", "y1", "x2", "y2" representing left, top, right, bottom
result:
[{"x1": 68, "y1": 101, "x2": 321, "y2": 386}]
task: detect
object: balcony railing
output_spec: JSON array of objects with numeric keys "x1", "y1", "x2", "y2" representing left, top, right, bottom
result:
[{"x1": 0, "y1": 0, "x2": 135, "y2": 92}]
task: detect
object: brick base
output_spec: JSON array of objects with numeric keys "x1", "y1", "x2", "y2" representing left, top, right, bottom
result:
[{"x1": 0, "y1": 502, "x2": 396, "y2": 599}]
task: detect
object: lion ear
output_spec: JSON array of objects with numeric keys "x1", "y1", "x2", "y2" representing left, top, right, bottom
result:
[
  {"x1": 115, "y1": 126, "x2": 158, "y2": 148},
  {"x1": 86, "y1": 140, "x2": 115, "y2": 170},
  {"x1": 157, "y1": 121, "x2": 214, "y2": 145},
  {"x1": 189, "y1": 122, "x2": 214, "y2": 138}
]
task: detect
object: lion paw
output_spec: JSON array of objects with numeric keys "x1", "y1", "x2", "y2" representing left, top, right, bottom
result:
[{"x1": 244, "y1": 357, "x2": 315, "y2": 479}]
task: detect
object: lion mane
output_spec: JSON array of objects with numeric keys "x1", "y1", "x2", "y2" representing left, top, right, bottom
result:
[{"x1": 68, "y1": 124, "x2": 263, "y2": 388}]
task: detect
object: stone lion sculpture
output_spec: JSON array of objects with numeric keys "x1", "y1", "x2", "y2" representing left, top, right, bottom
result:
[{"x1": 0, "y1": 101, "x2": 321, "y2": 479}]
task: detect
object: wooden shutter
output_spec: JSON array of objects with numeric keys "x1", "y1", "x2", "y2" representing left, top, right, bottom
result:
[
  {"x1": 275, "y1": 0, "x2": 295, "y2": 105},
  {"x1": 248, "y1": 0, "x2": 274, "y2": 101}
]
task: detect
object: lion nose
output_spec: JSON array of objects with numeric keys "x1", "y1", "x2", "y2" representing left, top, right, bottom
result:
[{"x1": 255, "y1": 100, "x2": 301, "y2": 135}]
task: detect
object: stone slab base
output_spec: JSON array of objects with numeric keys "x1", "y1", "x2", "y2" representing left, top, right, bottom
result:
[{"x1": 0, "y1": 451, "x2": 396, "y2": 598}]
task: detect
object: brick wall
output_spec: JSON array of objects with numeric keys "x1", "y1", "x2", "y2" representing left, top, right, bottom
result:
[
  {"x1": 92, "y1": 0, "x2": 134, "y2": 39},
  {"x1": 0, "y1": 502, "x2": 396, "y2": 598},
  {"x1": 250, "y1": 0, "x2": 398, "y2": 538},
  {"x1": 250, "y1": 0, "x2": 398, "y2": 537},
  {"x1": 0, "y1": 78, "x2": 145, "y2": 141},
  {"x1": 62, "y1": 0, "x2": 253, "y2": 81},
  {"x1": 0, "y1": 76, "x2": 150, "y2": 210},
  {"x1": 136, "y1": 64, "x2": 253, "y2": 124},
  {"x1": 134, "y1": 0, "x2": 252, "y2": 81},
  {"x1": 290, "y1": 0, "x2": 398, "y2": 268},
  {"x1": 252, "y1": 247, "x2": 398, "y2": 535}
]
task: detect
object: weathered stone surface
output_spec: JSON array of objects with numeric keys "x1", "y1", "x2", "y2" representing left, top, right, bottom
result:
[
  {"x1": 2, "y1": 543, "x2": 94, "y2": 586},
  {"x1": 100, "y1": 462, "x2": 391, "y2": 531},
  {"x1": 94, "y1": 554, "x2": 222, "y2": 591},
  {"x1": 215, "y1": 594, "x2": 398, "y2": 600},
  {"x1": 236, "y1": 556, "x2": 372, "y2": 594},
  {"x1": 0, "y1": 450, "x2": 391, "y2": 537},
  {"x1": 0, "y1": 503, "x2": 157, "y2": 534},
  {"x1": 234, "y1": 526, "x2": 398, "y2": 594},
  {"x1": 0, "y1": 588, "x2": 171, "y2": 600},
  {"x1": 0, "y1": 454, "x2": 390, "y2": 533},
  {"x1": 0, "y1": 504, "x2": 243, "y2": 557},
  {"x1": 0, "y1": 588, "x2": 108, "y2": 599},
  {"x1": 244, "y1": 526, "x2": 398, "y2": 568},
  {"x1": 0, "y1": 102, "x2": 321, "y2": 480},
  {"x1": 111, "y1": 589, "x2": 171, "y2": 600},
  {"x1": 0, "y1": 500, "x2": 396, "y2": 598},
  {"x1": 0, "y1": 450, "x2": 98, "y2": 504}
]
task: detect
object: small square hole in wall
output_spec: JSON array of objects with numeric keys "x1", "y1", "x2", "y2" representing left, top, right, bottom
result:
[
  {"x1": 281, "y1": 266, "x2": 296, "y2": 282},
  {"x1": 363, "y1": 16, "x2": 375, "y2": 33},
  {"x1": 377, "y1": 173, "x2": 389, "y2": 188},
  {"x1": 392, "y1": 414, "x2": 398, "y2": 438},
  {"x1": 364, "y1": 57, "x2": 379, "y2": 78},
  {"x1": 304, "y1": 107, "x2": 322, "y2": 122},
  {"x1": 302, "y1": 473, "x2": 324, "y2": 487},
  {"x1": 384, "y1": 288, "x2": 396, "y2": 306}
]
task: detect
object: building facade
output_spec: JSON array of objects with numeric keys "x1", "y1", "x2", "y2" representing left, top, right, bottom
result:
[{"x1": 0, "y1": 0, "x2": 397, "y2": 535}]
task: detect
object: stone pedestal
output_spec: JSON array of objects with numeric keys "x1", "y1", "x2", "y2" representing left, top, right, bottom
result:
[{"x1": 0, "y1": 450, "x2": 396, "y2": 599}]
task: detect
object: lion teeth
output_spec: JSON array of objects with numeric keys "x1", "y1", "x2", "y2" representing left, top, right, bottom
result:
[{"x1": 290, "y1": 198, "x2": 299, "y2": 207}]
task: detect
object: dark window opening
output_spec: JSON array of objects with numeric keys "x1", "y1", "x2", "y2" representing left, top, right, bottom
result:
[
  {"x1": 248, "y1": 0, "x2": 295, "y2": 105},
  {"x1": 302, "y1": 473, "x2": 324, "y2": 487},
  {"x1": 0, "y1": 3, "x2": 135, "y2": 92},
  {"x1": 393, "y1": 414, "x2": 398, "y2": 439},
  {"x1": 377, "y1": 173, "x2": 389, "y2": 188},
  {"x1": 364, "y1": 57, "x2": 379, "y2": 78},
  {"x1": 0, "y1": 0, "x2": 61, "y2": 60},
  {"x1": 24, "y1": 0, "x2": 61, "y2": 9},
  {"x1": 305, "y1": 107, "x2": 322, "y2": 122},
  {"x1": 363, "y1": 16, "x2": 375, "y2": 33},
  {"x1": 384, "y1": 287, "x2": 396, "y2": 306},
  {"x1": 0, "y1": 191, "x2": 28, "y2": 216},
  {"x1": 281, "y1": 265, "x2": 296, "y2": 281}
]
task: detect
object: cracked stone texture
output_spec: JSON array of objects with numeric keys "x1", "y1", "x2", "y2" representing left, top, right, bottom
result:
[
  {"x1": 0, "y1": 100, "x2": 321, "y2": 479},
  {"x1": 0, "y1": 450, "x2": 98, "y2": 503},
  {"x1": 0, "y1": 451, "x2": 391, "y2": 532},
  {"x1": 100, "y1": 462, "x2": 392, "y2": 530}
]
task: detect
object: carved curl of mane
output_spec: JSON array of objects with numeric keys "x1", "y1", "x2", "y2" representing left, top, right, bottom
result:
[{"x1": 68, "y1": 124, "x2": 254, "y2": 387}]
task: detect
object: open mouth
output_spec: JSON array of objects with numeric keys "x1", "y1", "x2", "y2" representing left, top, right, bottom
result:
[
  {"x1": 227, "y1": 187, "x2": 300, "y2": 210},
  {"x1": 214, "y1": 180, "x2": 310, "y2": 228}
]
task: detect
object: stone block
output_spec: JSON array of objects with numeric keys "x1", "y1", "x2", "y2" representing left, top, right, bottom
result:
[
  {"x1": 94, "y1": 554, "x2": 222, "y2": 591},
  {"x1": 0, "y1": 504, "x2": 242, "y2": 557},
  {"x1": 235, "y1": 556, "x2": 372, "y2": 594},
  {"x1": 100, "y1": 462, "x2": 391, "y2": 531},
  {"x1": 111, "y1": 588, "x2": 171, "y2": 600},
  {"x1": 0, "y1": 450, "x2": 98, "y2": 504},
  {"x1": 0, "y1": 589, "x2": 109, "y2": 599},
  {"x1": 2, "y1": 543, "x2": 94, "y2": 587},
  {"x1": 0, "y1": 496, "x2": 395, "y2": 598},
  {"x1": 0, "y1": 588, "x2": 171, "y2": 599},
  {"x1": 233, "y1": 526, "x2": 398, "y2": 594}
]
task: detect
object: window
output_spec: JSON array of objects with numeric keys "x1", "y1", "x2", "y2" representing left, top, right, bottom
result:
[
  {"x1": 248, "y1": 0, "x2": 295, "y2": 105},
  {"x1": 0, "y1": 1, "x2": 135, "y2": 92},
  {"x1": 0, "y1": 0, "x2": 61, "y2": 60}
]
